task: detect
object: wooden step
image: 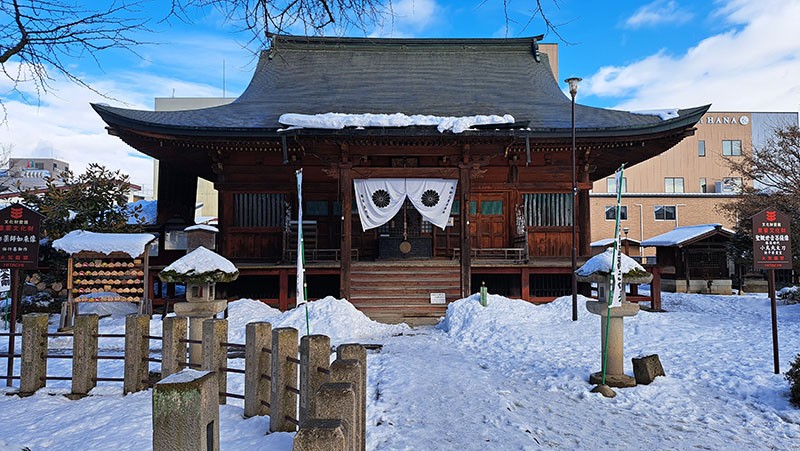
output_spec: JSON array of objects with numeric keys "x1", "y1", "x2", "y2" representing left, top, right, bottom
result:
[{"x1": 348, "y1": 262, "x2": 461, "y2": 323}]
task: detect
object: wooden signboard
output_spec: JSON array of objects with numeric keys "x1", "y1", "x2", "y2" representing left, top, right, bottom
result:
[
  {"x1": 751, "y1": 208, "x2": 792, "y2": 375},
  {"x1": 0, "y1": 203, "x2": 42, "y2": 269},
  {"x1": 752, "y1": 209, "x2": 792, "y2": 270}
]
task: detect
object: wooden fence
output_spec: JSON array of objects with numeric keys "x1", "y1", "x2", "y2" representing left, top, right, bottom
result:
[{"x1": 7, "y1": 313, "x2": 367, "y2": 450}]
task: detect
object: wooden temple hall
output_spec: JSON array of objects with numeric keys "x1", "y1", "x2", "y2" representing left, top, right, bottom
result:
[{"x1": 93, "y1": 35, "x2": 708, "y2": 323}]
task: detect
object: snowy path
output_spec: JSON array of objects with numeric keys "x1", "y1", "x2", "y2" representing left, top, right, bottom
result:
[
  {"x1": 368, "y1": 330, "x2": 544, "y2": 450},
  {"x1": 366, "y1": 293, "x2": 800, "y2": 450}
]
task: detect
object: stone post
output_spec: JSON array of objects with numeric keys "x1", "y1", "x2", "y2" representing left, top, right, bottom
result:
[
  {"x1": 244, "y1": 321, "x2": 272, "y2": 418},
  {"x1": 329, "y1": 359, "x2": 363, "y2": 451},
  {"x1": 270, "y1": 327, "x2": 299, "y2": 432},
  {"x1": 202, "y1": 318, "x2": 228, "y2": 405},
  {"x1": 586, "y1": 300, "x2": 639, "y2": 388},
  {"x1": 71, "y1": 314, "x2": 99, "y2": 397},
  {"x1": 293, "y1": 419, "x2": 347, "y2": 451},
  {"x1": 20, "y1": 313, "x2": 49, "y2": 396},
  {"x1": 300, "y1": 335, "x2": 331, "y2": 425},
  {"x1": 161, "y1": 316, "x2": 188, "y2": 378},
  {"x1": 173, "y1": 299, "x2": 227, "y2": 367},
  {"x1": 313, "y1": 382, "x2": 356, "y2": 450},
  {"x1": 336, "y1": 344, "x2": 366, "y2": 451},
  {"x1": 188, "y1": 317, "x2": 204, "y2": 366},
  {"x1": 124, "y1": 314, "x2": 151, "y2": 394},
  {"x1": 152, "y1": 369, "x2": 219, "y2": 451}
]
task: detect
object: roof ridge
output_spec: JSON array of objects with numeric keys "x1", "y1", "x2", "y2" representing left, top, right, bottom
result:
[{"x1": 268, "y1": 33, "x2": 547, "y2": 50}]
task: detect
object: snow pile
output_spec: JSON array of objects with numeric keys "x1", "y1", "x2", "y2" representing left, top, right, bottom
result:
[
  {"x1": 159, "y1": 246, "x2": 239, "y2": 283},
  {"x1": 278, "y1": 112, "x2": 515, "y2": 134},
  {"x1": 576, "y1": 247, "x2": 646, "y2": 276},
  {"x1": 52, "y1": 230, "x2": 156, "y2": 258},
  {"x1": 441, "y1": 294, "x2": 593, "y2": 341},
  {"x1": 632, "y1": 108, "x2": 680, "y2": 120},
  {"x1": 226, "y1": 296, "x2": 409, "y2": 345}
]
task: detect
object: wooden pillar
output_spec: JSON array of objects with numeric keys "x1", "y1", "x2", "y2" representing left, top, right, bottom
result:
[
  {"x1": 279, "y1": 269, "x2": 289, "y2": 311},
  {"x1": 578, "y1": 181, "x2": 592, "y2": 258},
  {"x1": 340, "y1": 157, "x2": 353, "y2": 300},
  {"x1": 459, "y1": 155, "x2": 472, "y2": 298}
]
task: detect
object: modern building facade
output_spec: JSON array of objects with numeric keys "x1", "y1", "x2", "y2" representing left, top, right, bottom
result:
[{"x1": 591, "y1": 111, "x2": 799, "y2": 259}]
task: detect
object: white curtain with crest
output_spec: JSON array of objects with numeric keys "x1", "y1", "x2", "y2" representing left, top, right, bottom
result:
[{"x1": 353, "y1": 178, "x2": 458, "y2": 231}]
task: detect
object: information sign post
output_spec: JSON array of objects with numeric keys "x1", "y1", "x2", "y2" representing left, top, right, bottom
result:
[
  {"x1": 752, "y1": 208, "x2": 792, "y2": 375},
  {"x1": 0, "y1": 204, "x2": 42, "y2": 386}
]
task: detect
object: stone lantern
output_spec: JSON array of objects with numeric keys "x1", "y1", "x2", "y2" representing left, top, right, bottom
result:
[
  {"x1": 577, "y1": 248, "x2": 652, "y2": 388},
  {"x1": 159, "y1": 245, "x2": 239, "y2": 365}
]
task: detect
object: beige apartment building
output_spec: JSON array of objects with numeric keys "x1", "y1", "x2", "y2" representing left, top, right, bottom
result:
[{"x1": 591, "y1": 111, "x2": 798, "y2": 258}]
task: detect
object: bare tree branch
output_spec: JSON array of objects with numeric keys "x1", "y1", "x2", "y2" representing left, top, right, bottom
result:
[{"x1": 0, "y1": 0, "x2": 149, "y2": 112}]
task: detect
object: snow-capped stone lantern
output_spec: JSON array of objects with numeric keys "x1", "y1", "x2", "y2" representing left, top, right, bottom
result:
[
  {"x1": 158, "y1": 245, "x2": 238, "y2": 365},
  {"x1": 576, "y1": 248, "x2": 652, "y2": 389}
]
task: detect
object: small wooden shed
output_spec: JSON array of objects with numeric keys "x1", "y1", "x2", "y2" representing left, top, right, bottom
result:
[{"x1": 641, "y1": 224, "x2": 734, "y2": 294}]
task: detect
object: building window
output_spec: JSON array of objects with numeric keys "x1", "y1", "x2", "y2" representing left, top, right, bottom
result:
[
  {"x1": 722, "y1": 140, "x2": 742, "y2": 156},
  {"x1": 654, "y1": 205, "x2": 677, "y2": 221},
  {"x1": 605, "y1": 205, "x2": 628, "y2": 221},
  {"x1": 522, "y1": 193, "x2": 572, "y2": 227},
  {"x1": 698, "y1": 140, "x2": 706, "y2": 157},
  {"x1": 721, "y1": 177, "x2": 743, "y2": 193},
  {"x1": 480, "y1": 200, "x2": 503, "y2": 215},
  {"x1": 233, "y1": 193, "x2": 286, "y2": 227},
  {"x1": 606, "y1": 176, "x2": 627, "y2": 193},
  {"x1": 700, "y1": 177, "x2": 707, "y2": 193},
  {"x1": 164, "y1": 229, "x2": 188, "y2": 250},
  {"x1": 304, "y1": 200, "x2": 329, "y2": 216},
  {"x1": 664, "y1": 177, "x2": 685, "y2": 193}
]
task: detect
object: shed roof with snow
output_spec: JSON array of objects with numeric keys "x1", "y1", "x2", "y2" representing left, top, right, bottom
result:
[{"x1": 641, "y1": 224, "x2": 734, "y2": 248}]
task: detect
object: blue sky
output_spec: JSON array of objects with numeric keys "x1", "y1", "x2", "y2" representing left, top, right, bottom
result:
[{"x1": 1, "y1": 0, "x2": 799, "y2": 194}]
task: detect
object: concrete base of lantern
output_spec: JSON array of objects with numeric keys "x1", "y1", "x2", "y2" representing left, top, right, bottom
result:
[{"x1": 589, "y1": 371, "x2": 637, "y2": 388}]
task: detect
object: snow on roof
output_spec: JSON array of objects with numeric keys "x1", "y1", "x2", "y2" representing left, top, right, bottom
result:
[
  {"x1": 53, "y1": 230, "x2": 156, "y2": 258},
  {"x1": 576, "y1": 247, "x2": 646, "y2": 277},
  {"x1": 159, "y1": 246, "x2": 238, "y2": 283},
  {"x1": 641, "y1": 224, "x2": 734, "y2": 247},
  {"x1": 631, "y1": 108, "x2": 679, "y2": 120},
  {"x1": 278, "y1": 112, "x2": 516, "y2": 134},
  {"x1": 185, "y1": 224, "x2": 218, "y2": 233},
  {"x1": 590, "y1": 237, "x2": 640, "y2": 247},
  {"x1": 125, "y1": 200, "x2": 157, "y2": 225}
]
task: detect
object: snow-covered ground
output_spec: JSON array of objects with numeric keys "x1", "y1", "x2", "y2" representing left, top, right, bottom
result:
[{"x1": 1, "y1": 291, "x2": 799, "y2": 450}]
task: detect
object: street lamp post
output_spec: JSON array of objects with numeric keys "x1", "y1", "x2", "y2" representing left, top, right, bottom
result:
[{"x1": 566, "y1": 77, "x2": 581, "y2": 322}]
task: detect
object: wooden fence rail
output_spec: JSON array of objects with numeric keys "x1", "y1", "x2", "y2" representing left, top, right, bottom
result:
[{"x1": 13, "y1": 313, "x2": 367, "y2": 450}]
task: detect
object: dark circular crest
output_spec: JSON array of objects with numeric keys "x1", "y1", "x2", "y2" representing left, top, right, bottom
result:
[
  {"x1": 421, "y1": 189, "x2": 440, "y2": 208},
  {"x1": 372, "y1": 189, "x2": 391, "y2": 208}
]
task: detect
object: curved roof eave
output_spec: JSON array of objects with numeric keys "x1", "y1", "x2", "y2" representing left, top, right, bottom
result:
[{"x1": 92, "y1": 103, "x2": 710, "y2": 141}]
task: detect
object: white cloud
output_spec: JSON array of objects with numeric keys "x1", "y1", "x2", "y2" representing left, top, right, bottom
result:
[
  {"x1": 371, "y1": 0, "x2": 442, "y2": 37},
  {"x1": 625, "y1": 0, "x2": 693, "y2": 29},
  {"x1": 0, "y1": 65, "x2": 227, "y2": 196},
  {"x1": 585, "y1": 0, "x2": 800, "y2": 112}
]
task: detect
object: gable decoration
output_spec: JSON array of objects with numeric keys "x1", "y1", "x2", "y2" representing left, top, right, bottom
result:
[{"x1": 354, "y1": 178, "x2": 458, "y2": 231}]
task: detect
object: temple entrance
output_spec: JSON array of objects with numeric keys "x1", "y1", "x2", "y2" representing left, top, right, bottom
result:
[
  {"x1": 470, "y1": 193, "x2": 507, "y2": 249},
  {"x1": 376, "y1": 199, "x2": 433, "y2": 259}
]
